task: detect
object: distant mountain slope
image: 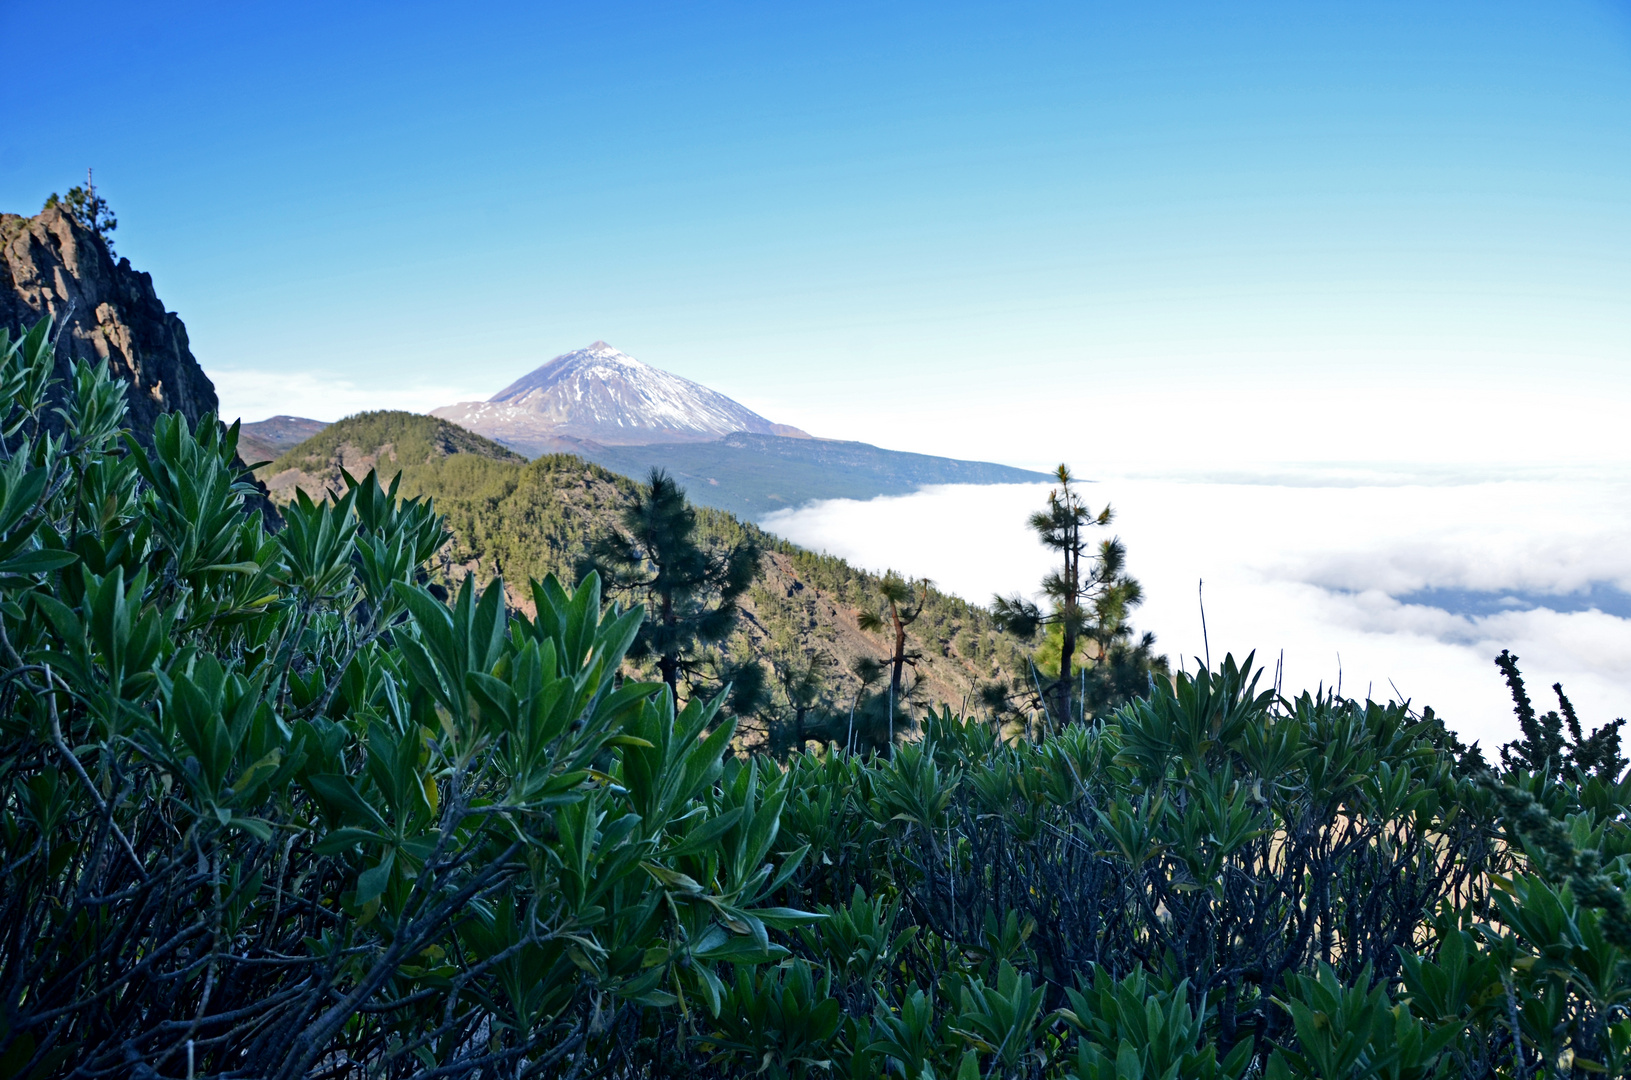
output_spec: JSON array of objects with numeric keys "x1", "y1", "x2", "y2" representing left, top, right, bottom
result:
[
  {"x1": 427, "y1": 340, "x2": 1049, "y2": 518},
  {"x1": 256, "y1": 410, "x2": 521, "y2": 502},
  {"x1": 574, "y1": 431, "x2": 1052, "y2": 518},
  {"x1": 432, "y1": 341, "x2": 811, "y2": 451},
  {"x1": 238, "y1": 415, "x2": 328, "y2": 465}
]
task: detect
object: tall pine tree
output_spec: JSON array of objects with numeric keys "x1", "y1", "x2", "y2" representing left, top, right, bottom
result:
[
  {"x1": 580, "y1": 468, "x2": 759, "y2": 703},
  {"x1": 993, "y1": 464, "x2": 1157, "y2": 727},
  {"x1": 858, "y1": 574, "x2": 925, "y2": 698}
]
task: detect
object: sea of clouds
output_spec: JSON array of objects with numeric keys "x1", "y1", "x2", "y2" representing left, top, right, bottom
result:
[{"x1": 761, "y1": 468, "x2": 1631, "y2": 753}]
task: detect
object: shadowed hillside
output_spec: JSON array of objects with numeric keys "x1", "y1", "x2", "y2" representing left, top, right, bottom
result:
[
  {"x1": 567, "y1": 431, "x2": 1052, "y2": 518},
  {"x1": 237, "y1": 414, "x2": 328, "y2": 464}
]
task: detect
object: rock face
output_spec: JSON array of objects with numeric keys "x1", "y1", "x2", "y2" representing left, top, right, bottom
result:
[
  {"x1": 1, "y1": 206, "x2": 218, "y2": 438},
  {"x1": 432, "y1": 341, "x2": 811, "y2": 455}
]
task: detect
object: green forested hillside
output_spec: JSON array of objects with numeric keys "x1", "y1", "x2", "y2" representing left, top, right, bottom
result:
[
  {"x1": 264, "y1": 414, "x2": 1038, "y2": 746},
  {"x1": 256, "y1": 409, "x2": 522, "y2": 501}
]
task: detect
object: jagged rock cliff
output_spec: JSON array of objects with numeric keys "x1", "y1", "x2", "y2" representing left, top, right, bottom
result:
[{"x1": 1, "y1": 206, "x2": 218, "y2": 437}]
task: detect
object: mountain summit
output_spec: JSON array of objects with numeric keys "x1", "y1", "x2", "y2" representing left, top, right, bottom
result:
[
  {"x1": 429, "y1": 341, "x2": 1049, "y2": 519},
  {"x1": 432, "y1": 341, "x2": 809, "y2": 454}
]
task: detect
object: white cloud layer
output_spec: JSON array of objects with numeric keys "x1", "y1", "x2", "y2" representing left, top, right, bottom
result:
[
  {"x1": 762, "y1": 470, "x2": 1631, "y2": 753},
  {"x1": 207, "y1": 368, "x2": 487, "y2": 424}
]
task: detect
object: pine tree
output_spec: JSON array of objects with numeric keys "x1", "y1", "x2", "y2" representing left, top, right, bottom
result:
[
  {"x1": 772, "y1": 651, "x2": 828, "y2": 754},
  {"x1": 858, "y1": 571, "x2": 927, "y2": 747},
  {"x1": 44, "y1": 168, "x2": 118, "y2": 252},
  {"x1": 993, "y1": 464, "x2": 1155, "y2": 728},
  {"x1": 580, "y1": 468, "x2": 759, "y2": 703}
]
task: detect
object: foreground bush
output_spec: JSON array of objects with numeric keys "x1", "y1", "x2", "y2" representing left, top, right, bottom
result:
[
  {"x1": 0, "y1": 320, "x2": 812, "y2": 1078},
  {"x1": 770, "y1": 665, "x2": 1629, "y2": 1079},
  {"x1": 2, "y1": 314, "x2": 1629, "y2": 1078}
]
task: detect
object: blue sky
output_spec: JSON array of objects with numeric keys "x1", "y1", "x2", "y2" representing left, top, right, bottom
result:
[{"x1": 4, "y1": 0, "x2": 1630, "y2": 467}]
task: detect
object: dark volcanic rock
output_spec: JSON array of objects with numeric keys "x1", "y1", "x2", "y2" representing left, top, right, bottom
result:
[
  {"x1": 2, "y1": 206, "x2": 279, "y2": 523},
  {"x1": 1, "y1": 206, "x2": 218, "y2": 439}
]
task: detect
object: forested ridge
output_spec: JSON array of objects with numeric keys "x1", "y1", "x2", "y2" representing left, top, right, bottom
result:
[
  {"x1": 255, "y1": 411, "x2": 1041, "y2": 750},
  {"x1": 4, "y1": 320, "x2": 1631, "y2": 1080}
]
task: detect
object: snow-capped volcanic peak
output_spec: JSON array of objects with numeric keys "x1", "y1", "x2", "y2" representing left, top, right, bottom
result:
[{"x1": 432, "y1": 342, "x2": 801, "y2": 448}]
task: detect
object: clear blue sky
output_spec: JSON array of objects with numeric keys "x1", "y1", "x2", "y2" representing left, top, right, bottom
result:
[{"x1": 4, "y1": 1, "x2": 1630, "y2": 468}]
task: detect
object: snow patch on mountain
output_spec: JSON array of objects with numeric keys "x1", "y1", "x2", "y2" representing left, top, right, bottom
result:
[{"x1": 432, "y1": 342, "x2": 808, "y2": 449}]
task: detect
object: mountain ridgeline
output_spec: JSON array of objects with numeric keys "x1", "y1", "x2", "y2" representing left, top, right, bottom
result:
[
  {"x1": 255, "y1": 411, "x2": 1038, "y2": 746},
  {"x1": 245, "y1": 344, "x2": 1049, "y2": 520},
  {"x1": 569, "y1": 430, "x2": 1050, "y2": 518},
  {"x1": 427, "y1": 340, "x2": 1052, "y2": 518},
  {"x1": 237, "y1": 414, "x2": 328, "y2": 465},
  {"x1": 257, "y1": 410, "x2": 524, "y2": 502}
]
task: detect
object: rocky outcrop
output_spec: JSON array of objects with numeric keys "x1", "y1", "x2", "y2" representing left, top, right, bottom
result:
[{"x1": 1, "y1": 206, "x2": 218, "y2": 438}]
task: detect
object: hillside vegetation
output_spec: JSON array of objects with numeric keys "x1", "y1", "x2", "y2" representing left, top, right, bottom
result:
[
  {"x1": 256, "y1": 409, "x2": 523, "y2": 502},
  {"x1": 6, "y1": 322, "x2": 1629, "y2": 1080},
  {"x1": 264, "y1": 413, "x2": 1038, "y2": 745}
]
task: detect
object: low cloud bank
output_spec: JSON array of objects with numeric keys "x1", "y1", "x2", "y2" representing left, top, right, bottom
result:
[
  {"x1": 762, "y1": 470, "x2": 1631, "y2": 752},
  {"x1": 208, "y1": 369, "x2": 487, "y2": 425}
]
